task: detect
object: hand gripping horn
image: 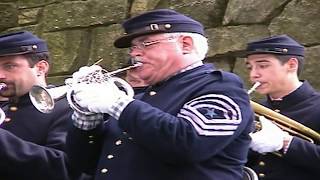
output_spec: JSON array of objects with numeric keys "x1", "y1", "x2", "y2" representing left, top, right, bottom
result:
[{"x1": 29, "y1": 63, "x2": 142, "y2": 114}]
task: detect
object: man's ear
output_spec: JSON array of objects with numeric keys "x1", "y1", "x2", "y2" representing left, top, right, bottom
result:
[
  {"x1": 181, "y1": 36, "x2": 193, "y2": 54},
  {"x1": 286, "y1": 57, "x2": 299, "y2": 73},
  {"x1": 34, "y1": 60, "x2": 49, "y2": 76}
]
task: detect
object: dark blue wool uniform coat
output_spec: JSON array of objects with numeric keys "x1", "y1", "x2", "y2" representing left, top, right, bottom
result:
[
  {"x1": 247, "y1": 81, "x2": 320, "y2": 180},
  {"x1": 67, "y1": 64, "x2": 254, "y2": 180},
  {"x1": 0, "y1": 94, "x2": 73, "y2": 180}
]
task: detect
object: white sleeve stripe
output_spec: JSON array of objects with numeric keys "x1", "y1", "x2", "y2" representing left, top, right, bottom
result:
[
  {"x1": 180, "y1": 109, "x2": 241, "y2": 124},
  {"x1": 188, "y1": 94, "x2": 237, "y2": 103},
  {"x1": 199, "y1": 94, "x2": 240, "y2": 118},
  {"x1": 186, "y1": 99, "x2": 237, "y2": 119},
  {"x1": 180, "y1": 115, "x2": 235, "y2": 136},
  {"x1": 176, "y1": 94, "x2": 242, "y2": 136},
  {"x1": 184, "y1": 103, "x2": 239, "y2": 121},
  {"x1": 187, "y1": 94, "x2": 241, "y2": 116},
  {"x1": 178, "y1": 114, "x2": 238, "y2": 130},
  {"x1": 188, "y1": 104, "x2": 234, "y2": 120},
  {"x1": 187, "y1": 98, "x2": 239, "y2": 119}
]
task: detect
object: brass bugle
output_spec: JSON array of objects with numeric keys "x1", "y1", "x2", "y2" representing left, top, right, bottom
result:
[
  {"x1": 248, "y1": 82, "x2": 320, "y2": 144},
  {"x1": 29, "y1": 85, "x2": 68, "y2": 113},
  {"x1": 29, "y1": 63, "x2": 142, "y2": 113},
  {"x1": 251, "y1": 100, "x2": 320, "y2": 143}
]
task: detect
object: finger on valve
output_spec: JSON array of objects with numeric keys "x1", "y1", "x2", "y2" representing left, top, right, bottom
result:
[
  {"x1": 73, "y1": 82, "x2": 118, "y2": 102},
  {"x1": 71, "y1": 81, "x2": 125, "y2": 114},
  {"x1": 72, "y1": 65, "x2": 103, "y2": 84},
  {"x1": 71, "y1": 83, "x2": 101, "y2": 110},
  {"x1": 78, "y1": 65, "x2": 102, "y2": 75},
  {"x1": 71, "y1": 85, "x2": 88, "y2": 106}
]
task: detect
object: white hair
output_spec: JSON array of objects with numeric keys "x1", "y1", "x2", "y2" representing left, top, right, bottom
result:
[{"x1": 164, "y1": 32, "x2": 208, "y2": 61}]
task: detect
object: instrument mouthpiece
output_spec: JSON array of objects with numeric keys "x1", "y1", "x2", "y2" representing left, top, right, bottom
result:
[
  {"x1": 247, "y1": 82, "x2": 261, "y2": 95},
  {"x1": 107, "y1": 62, "x2": 142, "y2": 76}
]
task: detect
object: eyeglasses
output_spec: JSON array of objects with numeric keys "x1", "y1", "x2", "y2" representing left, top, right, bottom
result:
[{"x1": 130, "y1": 36, "x2": 178, "y2": 51}]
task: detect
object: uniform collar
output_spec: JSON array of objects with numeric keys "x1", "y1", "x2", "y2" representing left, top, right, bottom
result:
[
  {"x1": 269, "y1": 81, "x2": 303, "y2": 101},
  {"x1": 147, "y1": 62, "x2": 216, "y2": 90},
  {"x1": 177, "y1": 61, "x2": 203, "y2": 74},
  {"x1": 266, "y1": 80, "x2": 315, "y2": 109}
]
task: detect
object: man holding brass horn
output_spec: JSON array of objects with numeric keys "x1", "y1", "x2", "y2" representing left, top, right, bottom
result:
[
  {"x1": 0, "y1": 31, "x2": 76, "y2": 180},
  {"x1": 245, "y1": 35, "x2": 320, "y2": 179},
  {"x1": 66, "y1": 9, "x2": 254, "y2": 180}
]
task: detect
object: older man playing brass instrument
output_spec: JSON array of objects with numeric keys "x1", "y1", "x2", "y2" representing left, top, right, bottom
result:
[{"x1": 65, "y1": 9, "x2": 254, "y2": 180}]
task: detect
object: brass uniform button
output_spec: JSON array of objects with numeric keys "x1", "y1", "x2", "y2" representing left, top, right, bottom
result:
[
  {"x1": 101, "y1": 168, "x2": 108, "y2": 174},
  {"x1": 107, "y1": 154, "x2": 114, "y2": 159},
  {"x1": 4, "y1": 117, "x2": 11, "y2": 122},
  {"x1": 88, "y1": 135, "x2": 95, "y2": 144},
  {"x1": 258, "y1": 173, "x2": 265, "y2": 178},
  {"x1": 115, "y1": 140, "x2": 122, "y2": 145},
  {"x1": 149, "y1": 91, "x2": 156, "y2": 96},
  {"x1": 259, "y1": 161, "x2": 265, "y2": 166},
  {"x1": 274, "y1": 109, "x2": 280, "y2": 113},
  {"x1": 10, "y1": 106, "x2": 18, "y2": 111}
]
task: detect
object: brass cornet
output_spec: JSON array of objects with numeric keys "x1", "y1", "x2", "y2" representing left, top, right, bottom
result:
[
  {"x1": 248, "y1": 82, "x2": 320, "y2": 144},
  {"x1": 29, "y1": 63, "x2": 142, "y2": 114}
]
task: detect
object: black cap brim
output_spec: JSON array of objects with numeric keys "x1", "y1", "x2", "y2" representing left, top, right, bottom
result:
[{"x1": 245, "y1": 50, "x2": 287, "y2": 57}]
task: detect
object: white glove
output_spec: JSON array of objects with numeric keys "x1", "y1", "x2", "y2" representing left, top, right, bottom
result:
[
  {"x1": 70, "y1": 65, "x2": 133, "y2": 116},
  {"x1": 72, "y1": 65, "x2": 102, "y2": 85},
  {"x1": 72, "y1": 82, "x2": 124, "y2": 114},
  {"x1": 250, "y1": 116, "x2": 288, "y2": 153}
]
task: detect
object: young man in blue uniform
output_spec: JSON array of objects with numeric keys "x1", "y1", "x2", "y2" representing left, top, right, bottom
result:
[
  {"x1": 245, "y1": 35, "x2": 320, "y2": 179},
  {"x1": 66, "y1": 9, "x2": 254, "y2": 180},
  {"x1": 0, "y1": 31, "x2": 74, "y2": 180}
]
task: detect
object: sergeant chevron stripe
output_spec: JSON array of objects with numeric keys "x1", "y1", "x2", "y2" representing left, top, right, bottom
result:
[{"x1": 177, "y1": 94, "x2": 242, "y2": 136}]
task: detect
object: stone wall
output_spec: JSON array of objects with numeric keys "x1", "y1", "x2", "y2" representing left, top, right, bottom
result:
[{"x1": 1, "y1": 0, "x2": 319, "y2": 96}]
